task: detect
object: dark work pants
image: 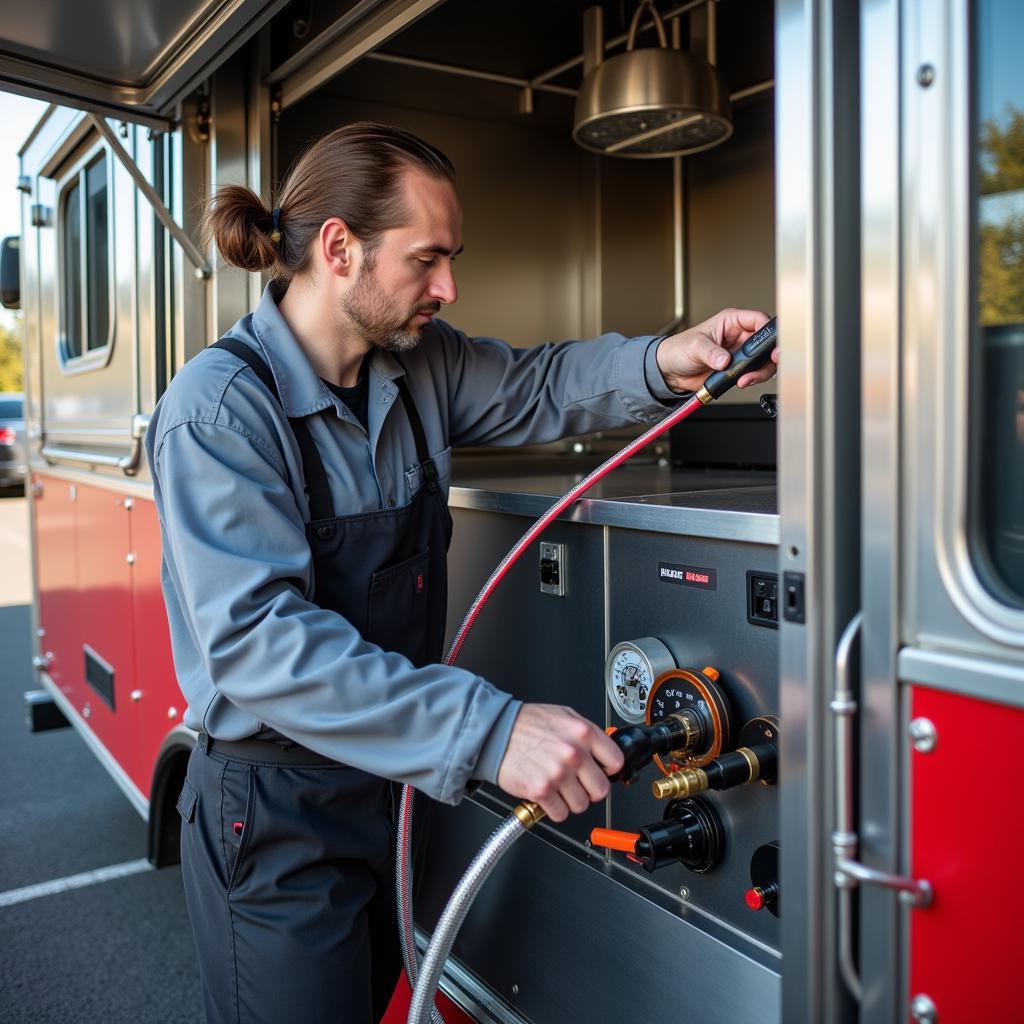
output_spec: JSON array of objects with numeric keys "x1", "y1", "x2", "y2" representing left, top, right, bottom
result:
[{"x1": 177, "y1": 742, "x2": 403, "y2": 1024}]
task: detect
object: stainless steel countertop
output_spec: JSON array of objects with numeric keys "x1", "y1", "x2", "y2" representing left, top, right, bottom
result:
[{"x1": 449, "y1": 457, "x2": 779, "y2": 544}]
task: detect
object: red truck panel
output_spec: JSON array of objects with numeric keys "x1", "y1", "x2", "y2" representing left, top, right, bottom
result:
[
  {"x1": 909, "y1": 685, "x2": 1024, "y2": 1021},
  {"x1": 33, "y1": 474, "x2": 81, "y2": 708},
  {"x1": 73, "y1": 482, "x2": 137, "y2": 773}
]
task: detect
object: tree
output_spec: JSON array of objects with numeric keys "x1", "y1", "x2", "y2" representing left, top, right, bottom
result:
[
  {"x1": 979, "y1": 105, "x2": 1024, "y2": 326},
  {"x1": 0, "y1": 321, "x2": 22, "y2": 392}
]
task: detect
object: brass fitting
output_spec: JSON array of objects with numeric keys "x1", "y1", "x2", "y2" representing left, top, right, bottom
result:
[
  {"x1": 652, "y1": 767, "x2": 708, "y2": 800},
  {"x1": 513, "y1": 801, "x2": 547, "y2": 829},
  {"x1": 669, "y1": 711, "x2": 701, "y2": 757}
]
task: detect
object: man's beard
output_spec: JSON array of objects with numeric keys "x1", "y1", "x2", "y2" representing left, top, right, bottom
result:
[{"x1": 343, "y1": 258, "x2": 441, "y2": 353}]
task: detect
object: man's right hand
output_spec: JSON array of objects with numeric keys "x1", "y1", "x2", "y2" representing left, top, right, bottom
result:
[{"x1": 495, "y1": 704, "x2": 625, "y2": 822}]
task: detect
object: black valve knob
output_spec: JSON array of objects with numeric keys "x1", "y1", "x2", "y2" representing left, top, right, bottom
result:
[{"x1": 634, "y1": 797, "x2": 725, "y2": 875}]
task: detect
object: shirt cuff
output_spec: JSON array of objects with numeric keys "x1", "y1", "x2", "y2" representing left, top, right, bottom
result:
[
  {"x1": 644, "y1": 337, "x2": 693, "y2": 405},
  {"x1": 472, "y1": 698, "x2": 523, "y2": 785}
]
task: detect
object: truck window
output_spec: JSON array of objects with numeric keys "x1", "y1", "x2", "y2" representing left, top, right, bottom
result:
[
  {"x1": 59, "y1": 151, "x2": 112, "y2": 362},
  {"x1": 972, "y1": 0, "x2": 1024, "y2": 605}
]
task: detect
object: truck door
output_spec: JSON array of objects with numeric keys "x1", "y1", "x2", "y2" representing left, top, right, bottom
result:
[{"x1": 860, "y1": 1, "x2": 1024, "y2": 1021}]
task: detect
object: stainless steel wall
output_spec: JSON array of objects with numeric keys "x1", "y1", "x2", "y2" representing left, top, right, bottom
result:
[{"x1": 275, "y1": 91, "x2": 677, "y2": 348}]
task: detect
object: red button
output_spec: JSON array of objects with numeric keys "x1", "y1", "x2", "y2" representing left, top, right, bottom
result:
[{"x1": 744, "y1": 886, "x2": 766, "y2": 911}]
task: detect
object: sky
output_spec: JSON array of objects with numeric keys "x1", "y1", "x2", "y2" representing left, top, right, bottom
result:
[{"x1": 0, "y1": 93, "x2": 48, "y2": 333}]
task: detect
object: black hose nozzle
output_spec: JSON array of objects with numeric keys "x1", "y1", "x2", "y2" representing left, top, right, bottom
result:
[
  {"x1": 696, "y1": 317, "x2": 778, "y2": 404},
  {"x1": 608, "y1": 719, "x2": 688, "y2": 785}
]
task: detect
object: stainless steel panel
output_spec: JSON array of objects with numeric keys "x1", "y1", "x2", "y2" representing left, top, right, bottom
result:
[
  {"x1": 776, "y1": 0, "x2": 862, "y2": 1021},
  {"x1": 687, "y1": 97, "x2": 775, "y2": 406},
  {"x1": 860, "y1": 0, "x2": 904, "y2": 1019},
  {"x1": 211, "y1": 51, "x2": 252, "y2": 337},
  {"x1": 34, "y1": 133, "x2": 137, "y2": 453},
  {"x1": 449, "y1": 465, "x2": 779, "y2": 543},
  {"x1": 901, "y1": 0, "x2": 1024, "y2": 657},
  {"x1": 898, "y1": 646, "x2": 1024, "y2": 710},
  {"x1": 445, "y1": 509, "x2": 607, "y2": 848},
  {"x1": 606, "y1": 528, "x2": 780, "y2": 948},
  {"x1": 418, "y1": 795, "x2": 779, "y2": 1024},
  {"x1": 277, "y1": 95, "x2": 595, "y2": 348},
  {"x1": 171, "y1": 94, "x2": 210, "y2": 371}
]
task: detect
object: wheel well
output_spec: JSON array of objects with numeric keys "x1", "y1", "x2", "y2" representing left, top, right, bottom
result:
[{"x1": 147, "y1": 744, "x2": 192, "y2": 867}]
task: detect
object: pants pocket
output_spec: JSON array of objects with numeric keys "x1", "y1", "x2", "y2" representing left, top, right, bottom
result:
[
  {"x1": 221, "y1": 763, "x2": 257, "y2": 893},
  {"x1": 176, "y1": 778, "x2": 198, "y2": 823}
]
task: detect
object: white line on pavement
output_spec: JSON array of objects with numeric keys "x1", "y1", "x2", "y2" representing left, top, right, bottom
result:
[{"x1": 0, "y1": 858, "x2": 153, "y2": 908}]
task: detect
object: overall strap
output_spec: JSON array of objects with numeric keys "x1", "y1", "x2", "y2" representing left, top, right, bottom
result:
[
  {"x1": 210, "y1": 338, "x2": 335, "y2": 521},
  {"x1": 393, "y1": 375, "x2": 439, "y2": 494}
]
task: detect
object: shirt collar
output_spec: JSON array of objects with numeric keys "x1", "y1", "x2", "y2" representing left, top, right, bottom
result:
[{"x1": 250, "y1": 280, "x2": 406, "y2": 417}]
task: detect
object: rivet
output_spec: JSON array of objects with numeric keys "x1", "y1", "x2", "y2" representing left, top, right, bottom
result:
[
  {"x1": 511, "y1": 984, "x2": 519, "y2": 996},
  {"x1": 168, "y1": 706, "x2": 178, "y2": 720},
  {"x1": 83, "y1": 703, "x2": 91, "y2": 719},
  {"x1": 126, "y1": 553, "x2": 136, "y2": 565},
  {"x1": 910, "y1": 993, "x2": 938, "y2": 1023},
  {"x1": 679, "y1": 886, "x2": 690, "y2": 901},
  {"x1": 316, "y1": 525, "x2": 333, "y2": 540},
  {"x1": 909, "y1": 717, "x2": 937, "y2": 753},
  {"x1": 917, "y1": 64, "x2": 935, "y2": 88},
  {"x1": 124, "y1": 498, "x2": 134, "y2": 510},
  {"x1": 130, "y1": 689, "x2": 142, "y2": 702}
]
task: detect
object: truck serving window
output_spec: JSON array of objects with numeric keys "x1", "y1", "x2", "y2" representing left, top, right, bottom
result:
[
  {"x1": 59, "y1": 150, "x2": 112, "y2": 363},
  {"x1": 972, "y1": 0, "x2": 1024, "y2": 605}
]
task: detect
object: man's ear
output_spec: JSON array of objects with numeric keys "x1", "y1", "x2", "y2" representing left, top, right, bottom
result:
[{"x1": 320, "y1": 217, "x2": 355, "y2": 278}]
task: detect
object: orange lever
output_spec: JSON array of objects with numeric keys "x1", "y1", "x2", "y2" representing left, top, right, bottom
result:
[{"x1": 590, "y1": 827, "x2": 641, "y2": 853}]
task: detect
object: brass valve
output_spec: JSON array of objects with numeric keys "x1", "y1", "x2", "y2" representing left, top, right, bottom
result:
[{"x1": 652, "y1": 717, "x2": 778, "y2": 800}]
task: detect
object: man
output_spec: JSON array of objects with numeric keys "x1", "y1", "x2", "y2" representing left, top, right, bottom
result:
[{"x1": 146, "y1": 122, "x2": 776, "y2": 1024}]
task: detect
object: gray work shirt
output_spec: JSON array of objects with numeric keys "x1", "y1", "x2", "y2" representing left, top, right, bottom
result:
[{"x1": 146, "y1": 282, "x2": 680, "y2": 804}]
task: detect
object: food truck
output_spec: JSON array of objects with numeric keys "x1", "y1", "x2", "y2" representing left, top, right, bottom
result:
[{"x1": 2, "y1": 1, "x2": 1021, "y2": 1021}]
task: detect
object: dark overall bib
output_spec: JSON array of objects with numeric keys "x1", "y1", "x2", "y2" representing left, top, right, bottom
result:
[{"x1": 177, "y1": 338, "x2": 452, "y2": 1024}]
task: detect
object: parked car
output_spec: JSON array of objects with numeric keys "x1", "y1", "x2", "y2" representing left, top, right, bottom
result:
[{"x1": 0, "y1": 392, "x2": 26, "y2": 491}]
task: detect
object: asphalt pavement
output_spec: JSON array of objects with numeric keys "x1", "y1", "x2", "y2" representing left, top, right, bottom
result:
[{"x1": 0, "y1": 493, "x2": 205, "y2": 1023}]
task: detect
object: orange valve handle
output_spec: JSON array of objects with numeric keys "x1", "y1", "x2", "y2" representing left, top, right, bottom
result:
[{"x1": 590, "y1": 828, "x2": 641, "y2": 854}]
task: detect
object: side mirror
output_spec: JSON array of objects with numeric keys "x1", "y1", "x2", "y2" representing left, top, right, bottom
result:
[{"x1": 0, "y1": 236, "x2": 20, "y2": 310}]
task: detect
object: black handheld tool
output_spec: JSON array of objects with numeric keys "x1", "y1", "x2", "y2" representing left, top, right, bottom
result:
[{"x1": 696, "y1": 317, "x2": 778, "y2": 404}]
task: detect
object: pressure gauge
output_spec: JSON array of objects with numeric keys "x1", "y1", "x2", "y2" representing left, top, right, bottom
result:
[{"x1": 605, "y1": 638, "x2": 676, "y2": 723}]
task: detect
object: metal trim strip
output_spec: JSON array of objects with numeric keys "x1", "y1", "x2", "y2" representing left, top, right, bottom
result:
[
  {"x1": 898, "y1": 646, "x2": 1024, "y2": 710},
  {"x1": 30, "y1": 465, "x2": 154, "y2": 498},
  {"x1": 447, "y1": 486, "x2": 779, "y2": 543}
]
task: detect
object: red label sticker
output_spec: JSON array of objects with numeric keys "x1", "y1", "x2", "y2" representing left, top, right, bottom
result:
[
  {"x1": 658, "y1": 562, "x2": 718, "y2": 590},
  {"x1": 416, "y1": 574, "x2": 424, "y2": 593}
]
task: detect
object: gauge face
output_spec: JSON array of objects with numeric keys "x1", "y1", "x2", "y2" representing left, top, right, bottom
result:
[
  {"x1": 646, "y1": 668, "x2": 731, "y2": 772},
  {"x1": 605, "y1": 638, "x2": 675, "y2": 723}
]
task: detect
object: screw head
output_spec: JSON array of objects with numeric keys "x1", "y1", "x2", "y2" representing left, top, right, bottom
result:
[
  {"x1": 910, "y1": 993, "x2": 938, "y2": 1023},
  {"x1": 678, "y1": 886, "x2": 690, "y2": 901},
  {"x1": 909, "y1": 717, "x2": 938, "y2": 753},
  {"x1": 917, "y1": 64, "x2": 936, "y2": 87},
  {"x1": 511, "y1": 984, "x2": 519, "y2": 996}
]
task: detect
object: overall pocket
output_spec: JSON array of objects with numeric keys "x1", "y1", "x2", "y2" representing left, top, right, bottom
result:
[{"x1": 367, "y1": 547, "x2": 430, "y2": 665}]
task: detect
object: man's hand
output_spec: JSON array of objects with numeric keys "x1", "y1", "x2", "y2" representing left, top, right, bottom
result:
[
  {"x1": 496, "y1": 704, "x2": 625, "y2": 822},
  {"x1": 656, "y1": 308, "x2": 777, "y2": 395}
]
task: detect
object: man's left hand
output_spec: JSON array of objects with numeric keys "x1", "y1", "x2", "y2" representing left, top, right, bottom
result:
[{"x1": 656, "y1": 308, "x2": 777, "y2": 395}]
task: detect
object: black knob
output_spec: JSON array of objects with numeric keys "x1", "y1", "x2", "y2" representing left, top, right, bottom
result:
[{"x1": 634, "y1": 797, "x2": 725, "y2": 875}]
